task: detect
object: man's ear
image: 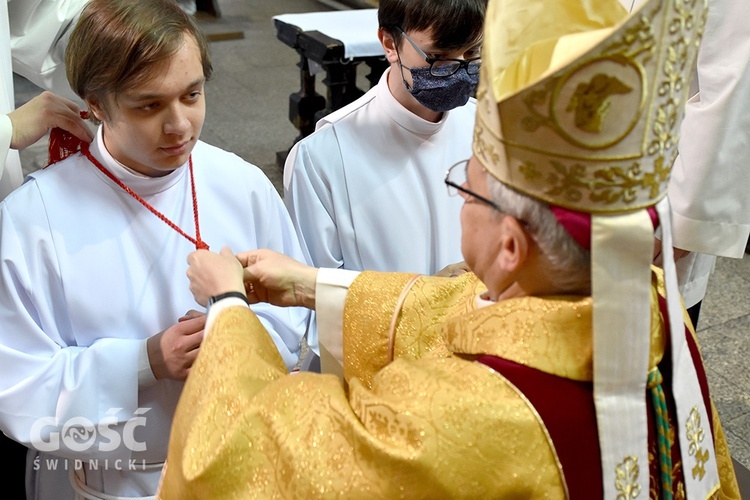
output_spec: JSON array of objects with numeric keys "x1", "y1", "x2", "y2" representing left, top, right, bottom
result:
[
  {"x1": 497, "y1": 216, "x2": 530, "y2": 274},
  {"x1": 86, "y1": 96, "x2": 107, "y2": 123},
  {"x1": 378, "y1": 27, "x2": 400, "y2": 65}
]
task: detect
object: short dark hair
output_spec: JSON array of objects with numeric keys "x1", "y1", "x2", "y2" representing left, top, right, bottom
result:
[
  {"x1": 378, "y1": 0, "x2": 487, "y2": 51},
  {"x1": 66, "y1": 0, "x2": 212, "y2": 108}
]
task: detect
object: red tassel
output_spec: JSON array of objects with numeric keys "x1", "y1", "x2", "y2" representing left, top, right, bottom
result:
[{"x1": 45, "y1": 110, "x2": 91, "y2": 168}]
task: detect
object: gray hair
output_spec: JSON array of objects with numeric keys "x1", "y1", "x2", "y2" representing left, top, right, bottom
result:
[{"x1": 485, "y1": 174, "x2": 591, "y2": 293}]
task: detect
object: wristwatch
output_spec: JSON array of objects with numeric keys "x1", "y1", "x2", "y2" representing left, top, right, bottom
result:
[{"x1": 206, "y1": 291, "x2": 249, "y2": 309}]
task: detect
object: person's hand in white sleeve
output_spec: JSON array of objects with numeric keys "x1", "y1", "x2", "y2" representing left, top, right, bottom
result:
[{"x1": 8, "y1": 91, "x2": 93, "y2": 150}]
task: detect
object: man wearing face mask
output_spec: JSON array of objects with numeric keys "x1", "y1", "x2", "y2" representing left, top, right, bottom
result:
[{"x1": 283, "y1": 0, "x2": 486, "y2": 284}]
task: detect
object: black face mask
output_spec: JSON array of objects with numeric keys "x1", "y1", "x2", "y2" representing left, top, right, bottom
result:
[{"x1": 401, "y1": 64, "x2": 479, "y2": 112}]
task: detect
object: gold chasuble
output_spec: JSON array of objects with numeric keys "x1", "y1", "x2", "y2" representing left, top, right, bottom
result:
[{"x1": 159, "y1": 271, "x2": 739, "y2": 499}]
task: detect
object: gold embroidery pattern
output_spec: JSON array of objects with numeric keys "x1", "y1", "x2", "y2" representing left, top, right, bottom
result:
[
  {"x1": 520, "y1": 58, "x2": 644, "y2": 150},
  {"x1": 519, "y1": 79, "x2": 560, "y2": 135},
  {"x1": 645, "y1": 0, "x2": 706, "y2": 168},
  {"x1": 473, "y1": 0, "x2": 708, "y2": 213},
  {"x1": 344, "y1": 272, "x2": 484, "y2": 388},
  {"x1": 686, "y1": 406, "x2": 709, "y2": 481},
  {"x1": 343, "y1": 272, "x2": 418, "y2": 387},
  {"x1": 567, "y1": 74, "x2": 633, "y2": 133},
  {"x1": 472, "y1": 88, "x2": 501, "y2": 169},
  {"x1": 442, "y1": 294, "x2": 595, "y2": 381},
  {"x1": 518, "y1": 158, "x2": 664, "y2": 205},
  {"x1": 353, "y1": 398, "x2": 426, "y2": 453},
  {"x1": 600, "y1": 11, "x2": 656, "y2": 59},
  {"x1": 511, "y1": 9, "x2": 658, "y2": 206},
  {"x1": 615, "y1": 456, "x2": 642, "y2": 499}
]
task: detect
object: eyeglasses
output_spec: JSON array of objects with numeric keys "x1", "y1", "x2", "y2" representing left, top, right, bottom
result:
[
  {"x1": 444, "y1": 160, "x2": 503, "y2": 211},
  {"x1": 398, "y1": 29, "x2": 481, "y2": 77}
]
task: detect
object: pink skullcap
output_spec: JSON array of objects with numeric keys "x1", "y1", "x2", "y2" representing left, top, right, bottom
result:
[{"x1": 549, "y1": 205, "x2": 659, "y2": 251}]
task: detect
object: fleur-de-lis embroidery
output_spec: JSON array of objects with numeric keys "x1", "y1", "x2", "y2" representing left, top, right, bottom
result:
[
  {"x1": 686, "y1": 406, "x2": 709, "y2": 480},
  {"x1": 615, "y1": 456, "x2": 641, "y2": 499}
]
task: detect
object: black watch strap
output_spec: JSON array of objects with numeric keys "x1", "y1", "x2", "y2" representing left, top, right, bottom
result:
[{"x1": 207, "y1": 291, "x2": 249, "y2": 308}]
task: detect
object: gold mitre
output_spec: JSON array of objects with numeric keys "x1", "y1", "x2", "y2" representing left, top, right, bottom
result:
[{"x1": 473, "y1": 0, "x2": 707, "y2": 213}]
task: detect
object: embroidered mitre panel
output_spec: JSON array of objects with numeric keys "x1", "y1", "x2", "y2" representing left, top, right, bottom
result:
[{"x1": 474, "y1": 0, "x2": 707, "y2": 213}]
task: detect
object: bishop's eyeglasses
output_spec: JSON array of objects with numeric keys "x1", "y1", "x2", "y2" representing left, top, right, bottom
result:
[
  {"x1": 398, "y1": 28, "x2": 481, "y2": 77},
  {"x1": 444, "y1": 159, "x2": 503, "y2": 211}
]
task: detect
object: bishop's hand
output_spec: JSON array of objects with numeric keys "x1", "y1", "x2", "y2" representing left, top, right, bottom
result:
[
  {"x1": 652, "y1": 238, "x2": 690, "y2": 266},
  {"x1": 236, "y1": 249, "x2": 318, "y2": 310},
  {"x1": 434, "y1": 260, "x2": 471, "y2": 278}
]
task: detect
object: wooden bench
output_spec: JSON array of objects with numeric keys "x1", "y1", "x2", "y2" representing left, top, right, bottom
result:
[{"x1": 272, "y1": 9, "x2": 388, "y2": 165}]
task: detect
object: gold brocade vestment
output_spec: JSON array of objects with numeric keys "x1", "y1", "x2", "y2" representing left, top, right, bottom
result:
[{"x1": 159, "y1": 272, "x2": 739, "y2": 499}]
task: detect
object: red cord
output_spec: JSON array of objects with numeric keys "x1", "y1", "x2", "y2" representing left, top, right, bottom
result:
[{"x1": 82, "y1": 143, "x2": 209, "y2": 251}]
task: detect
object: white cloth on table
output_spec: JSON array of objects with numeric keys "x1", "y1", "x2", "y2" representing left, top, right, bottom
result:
[
  {"x1": 272, "y1": 9, "x2": 381, "y2": 59},
  {"x1": 0, "y1": 128, "x2": 310, "y2": 499}
]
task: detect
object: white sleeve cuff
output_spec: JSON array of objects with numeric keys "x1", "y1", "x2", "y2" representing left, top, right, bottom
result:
[
  {"x1": 1, "y1": 114, "x2": 12, "y2": 174},
  {"x1": 315, "y1": 268, "x2": 359, "y2": 370},
  {"x1": 670, "y1": 210, "x2": 750, "y2": 259},
  {"x1": 138, "y1": 339, "x2": 157, "y2": 388}
]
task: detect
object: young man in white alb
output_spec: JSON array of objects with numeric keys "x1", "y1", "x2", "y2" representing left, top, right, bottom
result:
[{"x1": 0, "y1": 1, "x2": 309, "y2": 498}]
